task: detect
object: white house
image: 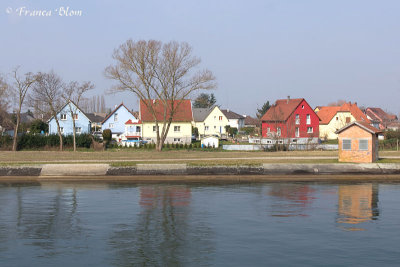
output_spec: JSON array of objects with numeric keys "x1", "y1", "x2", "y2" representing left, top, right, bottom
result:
[{"x1": 221, "y1": 109, "x2": 245, "y2": 130}]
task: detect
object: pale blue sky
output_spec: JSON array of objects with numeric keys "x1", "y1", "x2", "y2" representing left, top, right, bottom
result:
[{"x1": 1, "y1": 0, "x2": 400, "y2": 116}]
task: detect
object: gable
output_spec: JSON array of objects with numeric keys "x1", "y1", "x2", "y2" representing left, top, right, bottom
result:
[
  {"x1": 261, "y1": 98, "x2": 304, "y2": 122},
  {"x1": 102, "y1": 104, "x2": 137, "y2": 124}
]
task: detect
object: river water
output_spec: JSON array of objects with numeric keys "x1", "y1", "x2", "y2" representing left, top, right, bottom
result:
[{"x1": 0, "y1": 181, "x2": 399, "y2": 266}]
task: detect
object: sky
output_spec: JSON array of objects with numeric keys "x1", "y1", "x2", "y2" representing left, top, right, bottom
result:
[{"x1": 1, "y1": 0, "x2": 400, "y2": 117}]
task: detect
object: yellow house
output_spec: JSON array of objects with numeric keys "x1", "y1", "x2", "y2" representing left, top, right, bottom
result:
[
  {"x1": 316, "y1": 102, "x2": 370, "y2": 140},
  {"x1": 192, "y1": 106, "x2": 229, "y2": 137},
  {"x1": 140, "y1": 99, "x2": 193, "y2": 144}
]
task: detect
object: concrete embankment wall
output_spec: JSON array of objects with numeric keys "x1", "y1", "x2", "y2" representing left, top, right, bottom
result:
[{"x1": 1, "y1": 163, "x2": 400, "y2": 177}]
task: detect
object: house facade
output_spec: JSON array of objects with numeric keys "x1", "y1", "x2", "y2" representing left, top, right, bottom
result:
[
  {"x1": 101, "y1": 103, "x2": 138, "y2": 140},
  {"x1": 336, "y1": 121, "x2": 381, "y2": 163},
  {"x1": 192, "y1": 106, "x2": 229, "y2": 137},
  {"x1": 261, "y1": 97, "x2": 319, "y2": 142},
  {"x1": 221, "y1": 109, "x2": 245, "y2": 130},
  {"x1": 140, "y1": 99, "x2": 193, "y2": 144},
  {"x1": 316, "y1": 102, "x2": 370, "y2": 140},
  {"x1": 120, "y1": 119, "x2": 143, "y2": 146},
  {"x1": 48, "y1": 101, "x2": 91, "y2": 135}
]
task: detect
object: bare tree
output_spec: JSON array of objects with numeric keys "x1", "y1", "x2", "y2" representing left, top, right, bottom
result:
[
  {"x1": 6, "y1": 67, "x2": 37, "y2": 151},
  {"x1": 0, "y1": 76, "x2": 10, "y2": 134},
  {"x1": 63, "y1": 81, "x2": 95, "y2": 152},
  {"x1": 105, "y1": 40, "x2": 216, "y2": 151},
  {"x1": 30, "y1": 71, "x2": 64, "y2": 151}
]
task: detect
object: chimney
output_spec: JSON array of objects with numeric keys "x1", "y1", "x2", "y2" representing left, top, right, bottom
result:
[
  {"x1": 287, "y1": 96, "x2": 290, "y2": 104},
  {"x1": 227, "y1": 109, "x2": 230, "y2": 113},
  {"x1": 354, "y1": 102, "x2": 357, "y2": 106}
]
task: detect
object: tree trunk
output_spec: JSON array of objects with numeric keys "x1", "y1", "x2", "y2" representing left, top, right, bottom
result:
[
  {"x1": 72, "y1": 118, "x2": 76, "y2": 152},
  {"x1": 54, "y1": 119, "x2": 63, "y2": 151},
  {"x1": 12, "y1": 113, "x2": 20, "y2": 151}
]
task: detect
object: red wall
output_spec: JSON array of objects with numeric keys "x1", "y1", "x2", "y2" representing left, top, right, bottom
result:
[{"x1": 262, "y1": 99, "x2": 319, "y2": 138}]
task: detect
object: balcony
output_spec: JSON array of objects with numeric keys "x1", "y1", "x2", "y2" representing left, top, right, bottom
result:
[{"x1": 125, "y1": 132, "x2": 142, "y2": 137}]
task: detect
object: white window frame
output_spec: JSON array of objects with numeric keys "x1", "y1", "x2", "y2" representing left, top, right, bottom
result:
[
  {"x1": 306, "y1": 114, "x2": 311, "y2": 124},
  {"x1": 174, "y1": 138, "x2": 181, "y2": 142},
  {"x1": 76, "y1": 127, "x2": 82, "y2": 134},
  {"x1": 109, "y1": 123, "x2": 114, "y2": 128},
  {"x1": 342, "y1": 139, "x2": 352, "y2": 150},
  {"x1": 359, "y1": 139, "x2": 369, "y2": 151},
  {"x1": 174, "y1": 126, "x2": 181, "y2": 132},
  {"x1": 136, "y1": 126, "x2": 141, "y2": 133},
  {"x1": 114, "y1": 113, "x2": 118, "y2": 122},
  {"x1": 307, "y1": 127, "x2": 313, "y2": 133},
  {"x1": 60, "y1": 127, "x2": 64, "y2": 134},
  {"x1": 295, "y1": 114, "x2": 300, "y2": 125},
  {"x1": 295, "y1": 127, "x2": 299, "y2": 137},
  {"x1": 60, "y1": 114, "x2": 67, "y2": 120},
  {"x1": 277, "y1": 127, "x2": 281, "y2": 137},
  {"x1": 153, "y1": 126, "x2": 159, "y2": 132},
  {"x1": 205, "y1": 126, "x2": 209, "y2": 131}
]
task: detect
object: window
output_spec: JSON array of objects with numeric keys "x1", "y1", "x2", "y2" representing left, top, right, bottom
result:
[
  {"x1": 219, "y1": 116, "x2": 223, "y2": 121},
  {"x1": 336, "y1": 117, "x2": 338, "y2": 121},
  {"x1": 114, "y1": 113, "x2": 118, "y2": 122},
  {"x1": 307, "y1": 127, "x2": 313, "y2": 133},
  {"x1": 174, "y1": 126, "x2": 181, "y2": 132},
  {"x1": 136, "y1": 126, "x2": 141, "y2": 133},
  {"x1": 295, "y1": 127, "x2": 299, "y2": 137},
  {"x1": 153, "y1": 126, "x2": 159, "y2": 132},
  {"x1": 267, "y1": 127, "x2": 270, "y2": 133},
  {"x1": 174, "y1": 138, "x2": 181, "y2": 142},
  {"x1": 359, "y1": 139, "x2": 368, "y2": 150},
  {"x1": 214, "y1": 126, "x2": 216, "y2": 129},
  {"x1": 60, "y1": 127, "x2": 64, "y2": 134},
  {"x1": 60, "y1": 114, "x2": 67, "y2": 120},
  {"x1": 346, "y1": 117, "x2": 351, "y2": 123},
  {"x1": 277, "y1": 127, "x2": 281, "y2": 137},
  {"x1": 306, "y1": 114, "x2": 311, "y2": 124},
  {"x1": 76, "y1": 127, "x2": 82, "y2": 134},
  {"x1": 205, "y1": 126, "x2": 209, "y2": 131},
  {"x1": 302, "y1": 105, "x2": 304, "y2": 109},
  {"x1": 267, "y1": 140, "x2": 272, "y2": 144},
  {"x1": 73, "y1": 113, "x2": 78, "y2": 120},
  {"x1": 109, "y1": 123, "x2": 114, "y2": 128},
  {"x1": 295, "y1": 114, "x2": 300, "y2": 124},
  {"x1": 342, "y1": 139, "x2": 351, "y2": 150}
]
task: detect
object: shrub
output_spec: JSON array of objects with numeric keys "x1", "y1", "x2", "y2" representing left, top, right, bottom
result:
[{"x1": 102, "y1": 129, "x2": 112, "y2": 143}]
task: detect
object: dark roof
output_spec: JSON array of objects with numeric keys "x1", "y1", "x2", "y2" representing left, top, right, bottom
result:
[
  {"x1": 261, "y1": 98, "x2": 304, "y2": 122},
  {"x1": 221, "y1": 109, "x2": 244, "y2": 120},
  {"x1": 86, "y1": 113, "x2": 105, "y2": 123},
  {"x1": 244, "y1": 115, "x2": 259, "y2": 126},
  {"x1": 140, "y1": 99, "x2": 193, "y2": 122},
  {"x1": 192, "y1": 106, "x2": 216, "y2": 122},
  {"x1": 101, "y1": 103, "x2": 137, "y2": 124},
  {"x1": 335, "y1": 121, "x2": 382, "y2": 135}
]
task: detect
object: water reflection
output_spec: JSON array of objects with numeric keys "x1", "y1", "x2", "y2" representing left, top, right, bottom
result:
[
  {"x1": 268, "y1": 184, "x2": 316, "y2": 217},
  {"x1": 109, "y1": 185, "x2": 214, "y2": 266},
  {"x1": 337, "y1": 184, "x2": 379, "y2": 230}
]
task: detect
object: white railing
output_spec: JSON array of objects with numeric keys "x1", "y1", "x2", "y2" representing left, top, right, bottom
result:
[{"x1": 125, "y1": 132, "x2": 142, "y2": 137}]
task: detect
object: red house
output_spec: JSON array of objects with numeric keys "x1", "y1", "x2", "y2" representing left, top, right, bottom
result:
[{"x1": 261, "y1": 97, "x2": 320, "y2": 140}]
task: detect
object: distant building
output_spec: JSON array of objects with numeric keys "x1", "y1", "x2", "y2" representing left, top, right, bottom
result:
[
  {"x1": 221, "y1": 109, "x2": 245, "y2": 130},
  {"x1": 260, "y1": 97, "x2": 319, "y2": 143},
  {"x1": 101, "y1": 103, "x2": 138, "y2": 140},
  {"x1": 316, "y1": 102, "x2": 370, "y2": 140},
  {"x1": 335, "y1": 121, "x2": 382, "y2": 163},
  {"x1": 48, "y1": 101, "x2": 91, "y2": 135},
  {"x1": 243, "y1": 115, "x2": 259, "y2": 128},
  {"x1": 365, "y1": 107, "x2": 398, "y2": 130},
  {"x1": 192, "y1": 106, "x2": 229, "y2": 138},
  {"x1": 140, "y1": 99, "x2": 193, "y2": 144},
  {"x1": 86, "y1": 113, "x2": 105, "y2": 132}
]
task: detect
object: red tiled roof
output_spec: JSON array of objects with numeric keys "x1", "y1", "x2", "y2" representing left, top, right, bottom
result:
[
  {"x1": 316, "y1": 106, "x2": 341, "y2": 124},
  {"x1": 101, "y1": 103, "x2": 137, "y2": 124},
  {"x1": 125, "y1": 119, "x2": 142, "y2": 124},
  {"x1": 261, "y1": 98, "x2": 304, "y2": 121},
  {"x1": 366, "y1": 107, "x2": 397, "y2": 122},
  {"x1": 139, "y1": 99, "x2": 193, "y2": 122},
  {"x1": 335, "y1": 120, "x2": 382, "y2": 134},
  {"x1": 317, "y1": 102, "x2": 370, "y2": 125}
]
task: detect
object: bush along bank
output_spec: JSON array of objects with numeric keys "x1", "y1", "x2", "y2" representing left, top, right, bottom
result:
[{"x1": 0, "y1": 134, "x2": 95, "y2": 150}]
